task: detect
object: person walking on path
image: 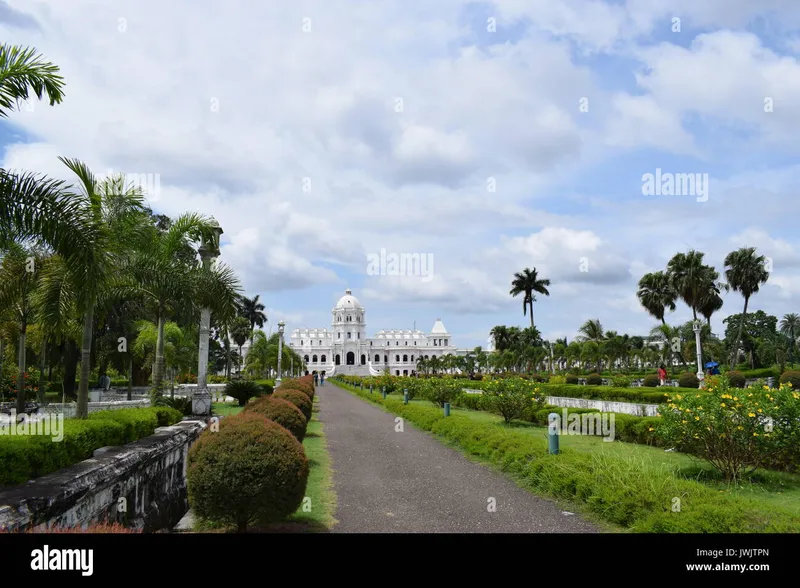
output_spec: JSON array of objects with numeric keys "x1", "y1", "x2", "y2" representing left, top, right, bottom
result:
[
  {"x1": 313, "y1": 372, "x2": 319, "y2": 386},
  {"x1": 657, "y1": 364, "x2": 667, "y2": 386},
  {"x1": 320, "y1": 372, "x2": 325, "y2": 386}
]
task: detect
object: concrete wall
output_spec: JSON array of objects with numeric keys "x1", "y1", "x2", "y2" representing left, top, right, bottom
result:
[
  {"x1": 545, "y1": 396, "x2": 660, "y2": 417},
  {"x1": 0, "y1": 419, "x2": 206, "y2": 533},
  {"x1": 38, "y1": 399, "x2": 152, "y2": 419}
]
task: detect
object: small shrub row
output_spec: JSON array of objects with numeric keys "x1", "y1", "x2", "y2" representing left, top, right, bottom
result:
[{"x1": 0, "y1": 407, "x2": 183, "y2": 487}]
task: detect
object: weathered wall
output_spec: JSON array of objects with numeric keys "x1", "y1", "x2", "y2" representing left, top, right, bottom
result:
[
  {"x1": 545, "y1": 396, "x2": 660, "y2": 417},
  {"x1": 0, "y1": 419, "x2": 207, "y2": 533}
]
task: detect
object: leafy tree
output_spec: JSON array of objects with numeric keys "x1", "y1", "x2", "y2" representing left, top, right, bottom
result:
[
  {"x1": 724, "y1": 247, "x2": 770, "y2": 369},
  {"x1": 509, "y1": 267, "x2": 550, "y2": 328},
  {"x1": 637, "y1": 271, "x2": 677, "y2": 325}
]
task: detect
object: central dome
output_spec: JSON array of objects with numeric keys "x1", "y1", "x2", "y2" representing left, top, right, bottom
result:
[{"x1": 334, "y1": 288, "x2": 363, "y2": 310}]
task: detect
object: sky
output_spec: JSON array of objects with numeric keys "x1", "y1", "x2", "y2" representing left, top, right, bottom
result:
[{"x1": 2, "y1": 0, "x2": 800, "y2": 349}]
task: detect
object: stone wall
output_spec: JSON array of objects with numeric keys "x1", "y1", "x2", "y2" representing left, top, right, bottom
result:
[
  {"x1": 38, "y1": 399, "x2": 151, "y2": 418},
  {"x1": 545, "y1": 396, "x2": 660, "y2": 417},
  {"x1": 0, "y1": 419, "x2": 207, "y2": 533}
]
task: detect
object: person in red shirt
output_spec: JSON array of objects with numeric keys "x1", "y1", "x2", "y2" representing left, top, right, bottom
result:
[{"x1": 657, "y1": 365, "x2": 667, "y2": 386}]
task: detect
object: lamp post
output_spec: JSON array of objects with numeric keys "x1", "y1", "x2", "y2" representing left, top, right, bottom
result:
[
  {"x1": 276, "y1": 321, "x2": 285, "y2": 386},
  {"x1": 693, "y1": 319, "x2": 705, "y2": 387},
  {"x1": 194, "y1": 224, "x2": 223, "y2": 416},
  {"x1": 549, "y1": 342, "x2": 555, "y2": 374}
]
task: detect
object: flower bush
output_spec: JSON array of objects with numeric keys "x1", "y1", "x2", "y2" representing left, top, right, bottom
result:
[
  {"x1": 482, "y1": 378, "x2": 544, "y2": 424},
  {"x1": 657, "y1": 376, "x2": 798, "y2": 482}
]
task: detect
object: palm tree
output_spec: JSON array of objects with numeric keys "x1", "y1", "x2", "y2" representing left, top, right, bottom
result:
[
  {"x1": 780, "y1": 313, "x2": 800, "y2": 364},
  {"x1": 240, "y1": 294, "x2": 267, "y2": 345},
  {"x1": 231, "y1": 316, "x2": 251, "y2": 375},
  {"x1": 510, "y1": 267, "x2": 551, "y2": 328},
  {"x1": 0, "y1": 44, "x2": 65, "y2": 118},
  {"x1": 0, "y1": 242, "x2": 45, "y2": 415},
  {"x1": 637, "y1": 271, "x2": 677, "y2": 325},
  {"x1": 577, "y1": 319, "x2": 605, "y2": 343},
  {"x1": 666, "y1": 250, "x2": 722, "y2": 321},
  {"x1": 724, "y1": 247, "x2": 770, "y2": 369}
]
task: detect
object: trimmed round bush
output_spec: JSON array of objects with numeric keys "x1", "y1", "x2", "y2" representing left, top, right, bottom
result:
[
  {"x1": 678, "y1": 372, "x2": 700, "y2": 389},
  {"x1": 244, "y1": 396, "x2": 307, "y2": 441},
  {"x1": 225, "y1": 380, "x2": 266, "y2": 406},
  {"x1": 565, "y1": 374, "x2": 579, "y2": 384},
  {"x1": 586, "y1": 373, "x2": 602, "y2": 385},
  {"x1": 612, "y1": 374, "x2": 631, "y2": 388},
  {"x1": 727, "y1": 370, "x2": 745, "y2": 388},
  {"x1": 273, "y1": 389, "x2": 312, "y2": 421},
  {"x1": 642, "y1": 374, "x2": 659, "y2": 387},
  {"x1": 187, "y1": 412, "x2": 308, "y2": 532},
  {"x1": 779, "y1": 370, "x2": 800, "y2": 389},
  {"x1": 277, "y1": 379, "x2": 314, "y2": 400}
]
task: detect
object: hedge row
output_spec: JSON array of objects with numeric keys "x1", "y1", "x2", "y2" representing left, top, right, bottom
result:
[
  {"x1": 187, "y1": 374, "x2": 316, "y2": 532},
  {"x1": 332, "y1": 379, "x2": 799, "y2": 532},
  {"x1": 0, "y1": 406, "x2": 184, "y2": 486}
]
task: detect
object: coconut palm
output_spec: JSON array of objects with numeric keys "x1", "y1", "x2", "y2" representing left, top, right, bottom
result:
[
  {"x1": 780, "y1": 313, "x2": 800, "y2": 364},
  {"x1": 666, "y1": 250, "x2": 722, "y2": 321},
  {"x1": 577, "y1": 319, "x2": 605, "y2": 343},
  {"x1": 231, "y1": 316, "x2": 251, "y2": 374},
  {"x1": 724, "y1": 247, "x2": 770, "y2": 369},
  {"x1": 637, "y1": 271, "x2": 677, "y2": 325},
  {"x1": 510, "y1": 267, "x2": 551, "y2": 328},
  {"x1": 240, "y1": 294, "x2": 267, "y2": 345}
]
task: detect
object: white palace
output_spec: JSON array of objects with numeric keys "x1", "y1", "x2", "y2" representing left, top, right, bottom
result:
[{"x1": 288, "y1": 289, "x2": 470, "y2": 376}]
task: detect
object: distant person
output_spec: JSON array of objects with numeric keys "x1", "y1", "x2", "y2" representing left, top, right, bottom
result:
[
  {"x1": 320, "y1": 372, "x2": 325, "y2": 386},
  {"x1": 313, "y1": 372, "x2": 319, "y2": 386},
  {"x1": 657, "y1": 364, "x2": 667, "y2": 387},
  {"x1": 711, "y1": 364, "x2": 720, "y2": 375}
]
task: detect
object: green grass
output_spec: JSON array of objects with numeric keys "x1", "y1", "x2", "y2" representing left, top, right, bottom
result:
[
  {"x1": 194, "y1": 397, "x2": 336, "y2": 532},
  {"x1": 334, "y1": 379, "x2": 800, "y2": 532}
]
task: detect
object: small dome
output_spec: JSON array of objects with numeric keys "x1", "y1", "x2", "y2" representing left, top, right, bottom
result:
[{"x1": 334, "y1": 288, "x2": 364, "y2": 311}]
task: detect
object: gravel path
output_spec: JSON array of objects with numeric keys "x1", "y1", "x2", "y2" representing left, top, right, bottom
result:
[{"x1": 318, "y1": 382, "x2": 599, "y2": 533}]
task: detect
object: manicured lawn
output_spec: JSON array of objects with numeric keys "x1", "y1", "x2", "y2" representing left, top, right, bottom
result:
[
  {"x1": 195, "y1": 397, "x2": 335, "y2": 532},
  {"x1": 211, "y1": 402, "x2": 243, "y2": 417}
]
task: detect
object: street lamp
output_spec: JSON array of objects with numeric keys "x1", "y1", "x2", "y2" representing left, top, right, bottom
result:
[
  {"x1": 276, "y1": 321, "x2": 285, "y2": 386},
  {"x1": 194, "y1": 224, "x2": 223, "y2": 416},
  {"x1": 693, "y1": 319, "x2": 705, "y2": 387}
]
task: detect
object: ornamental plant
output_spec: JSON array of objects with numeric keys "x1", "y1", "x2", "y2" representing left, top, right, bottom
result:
[
  {"x1": 656, "y1": 375, "x2": 794, "y2": 482},
  {"x1": 420, "y1": 378, "x2": 462, "y2": 408},
  {"x1": 482, "y1": 377, "x2": 543, "y2": 424}
]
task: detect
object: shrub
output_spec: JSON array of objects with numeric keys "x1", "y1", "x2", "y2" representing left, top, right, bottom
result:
[
  {"x1": 453, "y1": 393, "x2": 484, "y2": 411},
  {"x1": 187, "y1": 411, "x2": 308, "y2": 532},
  {"x1": 273, "y1": 389, "x2": 312, "y2": 421},
  {"x1": 225, "y1": 380, "x2": 266, "y2": 406},
  {"x1": 586, "y1": 373, "x2": 602, "y2": 385},
  {"x1": 565, "y1": 374, "x2": 579, "y2": 384},
  {"x1": 727, "y1": 370, "x2": 746, "y2": 389},
  {"x1": 244, "y1": 396, "x2": 307, "y2": 441},
  {"x1": 548, "y1": 375, "x2": 566, "y2": 385},
  {"x1": 87, "y1": 408, "x2": 159, "y2": 442},
  {"x1": 657, "y1": 377, "x2": 788, "y2": 482},
  {"x1": 642, "y1": 374, "x2": 659, "y2": 387},
  {"x1": 779, "y1": 370, "x2": 800, "y2": 389},
  {"x1": 159, "y1": 396, "x2": 193, "y2": 415},
  {"x1": 420, "y1": 379, "x2": 463, "y2": 408},
  {"x1": 612, "y1": 375, "x2": 632, "y2": 388},
  {"x1": 677, "y1": 372, "x2": 699, "y2": 389},
  {"x1": 482, "y1": 378, "x2": 544, "y2": 424},
  {"x1": 276, "y1": 379, "x2": 311, "y2": 400}
]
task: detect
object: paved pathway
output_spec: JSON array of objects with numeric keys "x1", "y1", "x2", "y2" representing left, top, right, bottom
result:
[{"x1": 318, "y1": 382, "x2": 599, "y2": 533}]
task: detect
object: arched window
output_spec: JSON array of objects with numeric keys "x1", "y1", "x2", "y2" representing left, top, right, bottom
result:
[
  {"x1": 335, "y1": 354, "x2": 340, "y2": 365},
  {"x1": 301, "y1": 340, "x2": 304, "y2": 345},
  {"x1": 403, "y1": 354, "x2": 408, "y2": 362},
  {"x1": 384, "y1": 355, "x2": 388, "y2": 363},
  {"x1": 312, "y1": 355, "x2": 318, "y2": 363},
  {"x1": 411, "y1": 355, "x2": 414, "y2": 362},
  {"x1": 303, "y1": 355, "x2": 309, "y2": 363},
  {"x1": 395, "y1": 370, "x2": 400, "y2": 376},
  {"x1": 374, "y1": 354, "x2": 380, "y2": 362},
  {"x1": 360, "y1": 354, "x2": 366, "y2": 365},
  {"x1": 321, "y1": 355, "x2": 326, "y2": 363},
  {"x1": 395, "y1": 355, "x2": 400, "y2": 362},
  {"x1": 403, "y1": 370, "x2": 408, "y2": 376}
]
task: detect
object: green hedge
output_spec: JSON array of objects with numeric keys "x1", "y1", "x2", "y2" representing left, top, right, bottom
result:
[
  {"x1": 0, "y1": 407, "x2": 183, "y2": 487},
  {"x1": 332, "y1": 379, "x2": 799, "y2": 532}
]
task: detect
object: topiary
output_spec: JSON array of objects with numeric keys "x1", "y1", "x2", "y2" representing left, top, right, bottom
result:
[
  {"x1": 244, "y1": 396, "x2": 307, "y2": 441},
  {"x1": 678, "y1": 372, "x2": 699, "y2": 389},
  {"x1": 225, "y1": 380, "x2": 266, "y2": 406},
  {"x1": 642, "y1": 374, "x2": 659, "y2": 387},
  {"x1": 273, "y1": 389, "x2": 312, "y2": 421},
  {"x1": 586, "y1": 373, "x2": 602, "y2": 386},
  {"x1": 779, "y1": 370, "x2": 800, "y2": 389},
  {"x1": 186, "y1": 411, "x2": 309, "y2": 532},
  {"x1": 612, "y1": 374, "x2": 632, "y2": 388},
  {"x1": 277, "y1": 380, "x2": 313, "y2": 400},
  {"x1": 726, "y1": 370, "x2": 745, "y2": 388},
  {"x1": 565, "y1": 374, "x2": 579, "y2": 384}
]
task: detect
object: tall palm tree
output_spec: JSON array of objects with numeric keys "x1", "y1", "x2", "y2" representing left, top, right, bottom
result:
[
  {"x1": 240, "y1": 294, "x2": 267, "y2": 345},
  {"x1": 724, "y1": 247, "x2": 770, "y2": 369},
  {"x1": 577, "y1": 318, "x2": 605, "y2": 343},
  {"x1": 780, "y1": 313, "x2": 800, "y2": 364},
  {"x1": 510, "y1": 267, "x2": 551, "y2": 328},
  {"x1": 637, "y1": 271, "x2": 677, "y2": 325},
  {"x1": 231, "y1": 316, "x2": 251, "y2": 375},
  {"x1": 0, "y1": 242, "x2": 45, "y2": 415},
  {"x1": 666, "y1": 250, "x2": 721, "y2": 321}
]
